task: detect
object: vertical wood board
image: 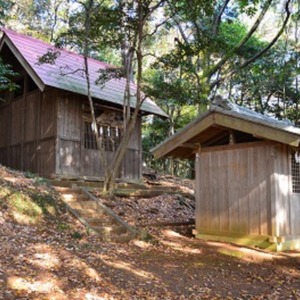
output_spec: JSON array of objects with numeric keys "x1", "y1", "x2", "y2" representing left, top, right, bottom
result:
[
  {"x1": 11, "y1": 99, "x2": 23, "y2": 145},
  {"x1": 39, "y1": 139, "x2": 55, "y2": 176},
  {"x1": 197, "y1": 142, "x2": 273, "y2": 236},
  {"x1": 24, "y1": 91, "x2": 40, "y2": 142},
  {"x1": 40, "y1": 90, "x2": 56, "y2": 139}
]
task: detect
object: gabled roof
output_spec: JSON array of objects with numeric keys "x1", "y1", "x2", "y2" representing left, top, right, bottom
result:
[
  {"x1": 0, "y1": 28, "x2": 168, "y2": 117},
  {"x1": 152, "y1": 102, "x2": 300, "y2": 159}
]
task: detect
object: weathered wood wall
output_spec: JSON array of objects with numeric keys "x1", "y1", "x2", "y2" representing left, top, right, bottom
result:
[
  {"x1": 122, "y1": 117, "x2": 141, "y2": 179},
  {"x1": 56, "y1": 91, "x2": 142, "y2": 180},
  {"x1": 290, "y1": 191, "x2": 300, "y2": 236},
  {"x1": 0, "y1": 78, "x2": 142, "y2": 180},
  {"x1": 196, "y1": 141, "x2": 279, "y2": 237},
  {"x1": 56, "y1": 92, "x2": 81, "y2": 176},
  {"x1": 0, "y1": 77, "x2": 57, "y2": 177},
  {"x1": 270, "y1": 144, "x2": 290, "y2": 237}
]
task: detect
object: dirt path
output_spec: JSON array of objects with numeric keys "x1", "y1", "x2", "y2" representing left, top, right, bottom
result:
[
  {"x1": 0, "y1": 221, "x2": 299, "y2": 300},
  {"x1": 0, "y1": 166, "x2": 299, "y2": 299}
]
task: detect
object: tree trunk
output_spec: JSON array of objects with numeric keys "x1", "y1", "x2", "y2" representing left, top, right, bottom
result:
[{"x1": 101, "y1": 0, "x2": 145, "y2": 197}]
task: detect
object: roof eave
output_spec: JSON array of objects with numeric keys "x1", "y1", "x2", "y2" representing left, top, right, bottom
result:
[
  {"x1": 213, "y1": 112, "x2": 300, "y2": 148},
  {"x1": 151, "y1": 109, "x2": 300, "y2": 159},
  {"x1": 0, "y1": 34, "x2": 45, "y2": 92},
  {"x1": 151, "y1": 111, "x2": 212, "y2": 159}
]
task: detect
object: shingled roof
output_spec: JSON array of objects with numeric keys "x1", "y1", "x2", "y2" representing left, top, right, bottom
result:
[{"x1": 0, "y1": 28, "x2": 168, "y2": 117}]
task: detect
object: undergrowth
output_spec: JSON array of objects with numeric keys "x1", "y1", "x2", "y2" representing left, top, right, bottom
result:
[{"x1": 0, "y1": 165, "x2": 65, "y2": 225}]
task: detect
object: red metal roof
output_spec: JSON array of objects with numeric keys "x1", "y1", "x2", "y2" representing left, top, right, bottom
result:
[{"x1": 0, "y1": 28, "x2": 168, "y2": 117}]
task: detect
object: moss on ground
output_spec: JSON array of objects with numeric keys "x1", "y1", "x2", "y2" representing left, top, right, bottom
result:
[{"x1": 0, "y1": 165, "x2": 65, "y2": 226}]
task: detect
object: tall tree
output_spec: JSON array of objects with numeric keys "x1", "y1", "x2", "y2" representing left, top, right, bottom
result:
[
  {"x1": 156, "y1": 0, "x2": 293, "y2": 110},
  {"x1": 41, "y1": 0, "x2": 168, "y2": 196},
  {"x1": 5, "y1": 0, "x2": 71, "y2": 41},
  {"x1": 102, "y1": 0, "x2": 168, "y2": 194}
]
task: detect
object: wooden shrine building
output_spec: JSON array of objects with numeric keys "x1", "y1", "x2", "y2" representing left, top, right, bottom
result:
[
  {"x1": 0, "y1": 29, "x2": 167, "y2": 180},
  {"x1": 152, "y1": 98, "x2": 300, "y2": 251}
]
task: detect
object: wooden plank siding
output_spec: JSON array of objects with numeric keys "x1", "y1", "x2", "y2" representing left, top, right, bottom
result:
[
  {"x1": 35, "y1": 88, "x2": 57, "y2": 176},
  {"x1": 0, "y1": 83, "x2": 57, "y2": 177},
  {"x1": 196, "y1": 141, "x2": 274, "y2": 236},
  {"x1": 56, "y1": 90, "x2": 142, "y2": 180},
  {"x1": 0, "y1": 106, "x2": 9, "y2": 148},
  {"x1": 271, "y1": 144, "x2": 291, "y2": 237},
  {"x1": 56, "y1": 92, "x2": 81, "y2": 176},
  {"x1": 0, "y1": 79, "x2": 142, "y2": 179},
  {"x1": 122, "y1": 117, "x2": 141, "y2": 179},
  {"x1": 290, "y1": 194, "x2": 300, "y2": 235}
]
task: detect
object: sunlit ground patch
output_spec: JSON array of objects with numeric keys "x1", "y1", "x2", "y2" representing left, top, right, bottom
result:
[
  {"x1": 7, "y1": 276, "x2": 62, "y2": 293},
  {"x1": 99, "y1": 254, "x2": 156, "y2": 280},
  {"x1": 29, "y1": 252, "x2": 61, "y2": 270}
]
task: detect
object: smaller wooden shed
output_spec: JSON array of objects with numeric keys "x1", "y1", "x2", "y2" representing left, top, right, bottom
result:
[{"x1": 152, "y1": 100, "x2": 300, "y2": 251}]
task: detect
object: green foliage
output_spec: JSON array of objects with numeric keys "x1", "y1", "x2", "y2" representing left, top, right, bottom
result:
[
  {"x1": 0, "y1": 185, "x2": 59, "y2": 225},
  {"x1": 228, "y1": 40, "x2": 299, "y2": 123},
  {"x1": 142, "y1": 68, "x2": 197, "y2": 161},
  {"x1": 0, "y1": 0, "x2": 13, "y2": 25},
  {"x1": 4, "y1": 0, "x2": 72, "y2": 41},
  {"x1": 56, "y1": 0, "x2": 122, "y2": 65},
  {"x1": 1, "y1": 0, "x2": 298, "y2": 177},
  {"x1": 0, "y1": 58, "x2": 19, "y2": 100},
  {"x1": 71, "y1": 231, "x2": 83, "y2": 239},
  {"x1": 37, "y1": 48, "x2": 61, "y2": 65},
  {"x1": 57, "y1": 222, "x2": 71, "y2": 231}
]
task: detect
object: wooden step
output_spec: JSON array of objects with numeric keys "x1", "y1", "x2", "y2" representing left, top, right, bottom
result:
[
  {"x1": 86, "y1": 216, "x2": 116, "y2": 226},
  {"x1": 110, "y1": 233, "x2": 134, "y2": 243},
  {"x1": 74, "y1": 208, "x2": 99, "y2": 219},
  {"x1": 68, "y1": 200, "x2": 98, "y2": 210},
  {"x1": 49, "y1": 179, "x2": 104, "y2": 188},
  {"x1": 92, "y1": 224, "x2": 128, "y2": 235},
  {"x1": 61, "y1": 194, "x2": 89, "y2": 202},
  {"x1": 53, "y1": 186, "x2": 82, "y2": 193},
  {"x1": 114, "y1": 188, "x2": 178, "y2": 198},
  {"x1": 53, "y1": 183, "x2": 140, "y2": 244}
]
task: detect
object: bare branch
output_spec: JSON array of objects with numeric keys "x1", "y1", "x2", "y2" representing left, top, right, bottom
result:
[
  {"x1": 142, "y1": 52, "x2": 159, "y2": 59},
  {"x1": 59, "y1": 66, "x2": 86, "y2": 77},
  {"x1": 207, "y1": 0, "x2": 273, "y2": 79},
  {"x1": 210, "y1": 0, "x2": 292, "y2": 89},
  {"x1": 147, "y1": 0, "x2": 166, "y2": 18},
  {"x1": 142, "y1": 16, "x2": 172, "y2": 39},
  {"x1": 240, "y1": 0, "x2": 292, "y2": 69},
  {"x1": 212, "y1": 0, "x2": 231, "y2": 36}
]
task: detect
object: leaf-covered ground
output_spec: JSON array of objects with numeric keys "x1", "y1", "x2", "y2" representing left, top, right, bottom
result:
[{"x1": 0, "y1": 165, "x2": 300, "y2": 300}]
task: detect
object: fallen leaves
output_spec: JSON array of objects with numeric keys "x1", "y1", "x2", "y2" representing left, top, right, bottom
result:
[
  {"x1": 96, "y1": 193, "x2": 195, "y2": 227},
  {"x1": 1, "y1": 166, "x2": 300, "y2": 299}
]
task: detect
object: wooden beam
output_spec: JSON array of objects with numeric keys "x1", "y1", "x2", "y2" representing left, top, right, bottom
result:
[
  {"x1": 229, "y1": 129, "x2": 236, "y2": 145},
  {"x1": 214, "y1": 113, "x2": 300, "y2": 147},
  {"x1": 152, "y1": 109, "x2": 300, "y2": 160},
  {"x1": 152, "y1": 113, "x2": 214, "y2": 159},
  {"x1": 201, "y1": 130, "x2": 229, "y2": 147},
  {"x1": 201, "y1": 140, "x2": 277, "y2": 153},
  {"x1": 179, "y1": 143, "x2": 199, "y2": 149}
]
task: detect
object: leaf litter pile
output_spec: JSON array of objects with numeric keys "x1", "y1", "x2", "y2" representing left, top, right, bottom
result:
[
  {"x1": 98, "y1": 193, "x2": 195, "y2": 227},
  {"x1": 1, "y1": 164, "x2": 300, "y2": 300},
  {"x1": 95, "y1": 174, "x2": 196, "y2": 229}
]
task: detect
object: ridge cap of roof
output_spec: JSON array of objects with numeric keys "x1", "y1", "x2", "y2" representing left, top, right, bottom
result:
[
  {"x1": 210, "y1": 102, "x2": 300, "y2": 135},
  {"x1": 1, "y1": 27, "x2": 114, "y2": 69}
]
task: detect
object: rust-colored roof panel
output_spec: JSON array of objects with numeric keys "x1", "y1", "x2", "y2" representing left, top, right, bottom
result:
[{"x1": 1, "y1": 28, "x2": 168, "y2": 118}]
